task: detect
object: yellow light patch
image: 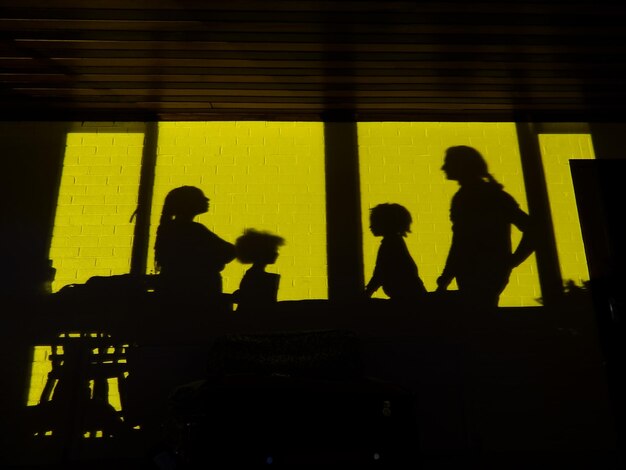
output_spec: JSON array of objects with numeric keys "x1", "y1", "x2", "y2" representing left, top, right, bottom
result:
[
  {"x1": 27, "y1": 346, "x2": 54, "y2": 406},
  {"x1": 107, "y1": 378, "x2": 122, "y2": 412},
  {"x1": 149, "y1": 122, "x2": 328, "y2": 300},
  {"x1": 539, "y1": 134, "x2": 595, "y2": 286},
  {"x1": 358, "y1": 122, "x2": 541, "y2": 306},
  {"x1": 49, "y1": 127, "x2": 144, "y2": 292}
]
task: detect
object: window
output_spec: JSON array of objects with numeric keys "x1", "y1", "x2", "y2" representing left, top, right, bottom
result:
[{"x1": 358, "y1": 122, "x2": 541, "y2": 306}]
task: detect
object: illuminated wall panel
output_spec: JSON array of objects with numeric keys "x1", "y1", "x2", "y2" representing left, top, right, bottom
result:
[
  {"x1": 149, "y1": 122, "x2": 327, "y2": 300},
  {"x1": 539, "y1": 134, "x2": 595, "y2": 286},
  {"x1": 49, "y1": 123, "x2": 144, "y2": 292},
  {"x1": 358, "y1": 122, "x2": 541, "y2": 306},
  {"x1": 27, "y1": 346, "x2": 53, "y2": 406},
  {"x1": 36, "y1": 124, "x2": 143, "y2": 409}
]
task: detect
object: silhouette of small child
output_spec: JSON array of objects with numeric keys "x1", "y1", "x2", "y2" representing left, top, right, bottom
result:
[
  {"x1": 233, "y1": 229, "x2": 285, "y2": 312},
  {"x1": 365, "y1": 203, "x2": 427, "y2": 301}
]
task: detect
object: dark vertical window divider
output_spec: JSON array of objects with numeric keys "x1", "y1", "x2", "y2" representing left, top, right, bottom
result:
[
  {"x1": 130, "y1": 122, "x2": 159, "y2": 276},
  {"x1": 516, "y1": 122, "x2": 563, "y2": 305},
  {"x1": 323, "y1": 121, "x2": 364, "y2": 302}
]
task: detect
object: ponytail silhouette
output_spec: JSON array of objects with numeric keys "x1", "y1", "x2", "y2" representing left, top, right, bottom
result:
[{"x1": 438, "y1": 146, "x2": 534, "y2": 308}]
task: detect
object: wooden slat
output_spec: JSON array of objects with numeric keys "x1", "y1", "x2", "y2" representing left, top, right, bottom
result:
[
  {"x1": 4, "y1": 73, "x2": 623, "y2": 86},
  {"x1": 4, "y1": 85, "x2": 616, "y2": 103},
  {"x1": 15, "y1": 87, "x2": 608, "y2": 100},
  {"x1": 0, "y1": 104, "x2": 618, "y2": 123},
  {"x1": 1, "y1": 8, "x2": 623, "y2": 34},
  {"x1": 6, "y1": 82, "x2": 603, "y2": 92},
  {"x1": 13, "y1": 39, "x2": 626, "y2": 55},
  {"x1": 0, "y1": 100, "x2": 608, "y2": 110},
  {"x1": 5, "y1": 29, "x2": 622, "y2": 47},
  {"x1": 0, "y1": 8, "x2": 598, "y2": 22},
  {"x1": 2, "y1": 48, "x2": 620, "y2": 65},
  {"x1": 2, "y1": 58, "x2": 622, "y2": 71},
  {"x1": 6, "y1": 101, "x2": 608, "y2": 110},
  {"x1": 1, "y1": 1, "x2": 624, "y2": 14},
  {"x1": 2, "y1": 18, "x2": 624, "y2": 36}
]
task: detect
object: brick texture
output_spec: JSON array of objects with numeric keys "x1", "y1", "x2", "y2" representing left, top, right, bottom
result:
[
  {"x1": 150, "y1": 122, "x2": 327, "y2": 300},
  {"x1": 358, "y1": 122, "x2": 542, "y2": 306},
  {"x1": 49, "y1": 123, "x2": 144, "y2": 291},
  {"x1": 539, "y1": 134, "x2": 595, "y2": 287}
]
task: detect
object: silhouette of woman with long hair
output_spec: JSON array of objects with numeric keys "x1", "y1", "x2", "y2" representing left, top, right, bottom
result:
[
  {"x1": 232, "y1": 228, "x2": 285, "y2": 312},
  {"x1": 154, "y1": 186, "x2": 235, "y2": 303},
  {"x1": 365, "y1": 203, "x2": 427, "y2": 302},
  {"x1": 436, "y1": 146, "x2": 534, "y2": 308}
]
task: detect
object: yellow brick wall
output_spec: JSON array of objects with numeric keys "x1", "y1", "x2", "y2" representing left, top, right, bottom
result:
[
  {"x1": 149, "y1": 122, "x2": 328, "y2": 300},
  {"x1": 48, "y1": 121, "x2": 591, "y2": 303},
  {"x1": 539, "y1": 134, "x2": 595, "y2": 286},
  {"x1": 27, "y1": 346, "x2": 53, "y2": 406},
  {"x1": 358, "y1": 122, "x2": 542, "y2": 306},
  {"x1": 49, "y1": 122, "x2": 144, "y2": 292},
  {"x1": 41, "y1": 122, "x2": 143, "y2": 412}
]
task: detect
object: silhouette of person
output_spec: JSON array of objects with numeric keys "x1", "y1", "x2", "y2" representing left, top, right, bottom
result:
[
  {"x1": 232, "y1": 229, "x2": 285, "y2": 312},
  {"x1": 154, "y1": 186, "x2": 235, "y2": 302},
  {"x1": 365, "y1": 203, "x2": 427, "y2": 302},
  {"x1": 436, "y1": 146, "x2": 534, "y2": 308}
]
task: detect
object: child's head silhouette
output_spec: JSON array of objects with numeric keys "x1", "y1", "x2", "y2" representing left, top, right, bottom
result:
[
  {"x1": 236, "y1": 229, "x2": 285, "y2": 265},
  {"x1": 369, "y1": 203, "x2": 412, "y2": 237}
]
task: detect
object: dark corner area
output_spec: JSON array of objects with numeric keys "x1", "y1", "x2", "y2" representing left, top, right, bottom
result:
[{"x1": 3, "y1": 2, "x2": 626, "y2": 469}]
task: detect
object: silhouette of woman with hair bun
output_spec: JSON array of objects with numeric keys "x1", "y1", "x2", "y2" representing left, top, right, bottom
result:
[
  {"x1": 437, "y1": 146, "x2": 534, "y2": 308},
  {"x1": 154, "y1": 186, "x2": 235, "y2": 303}
]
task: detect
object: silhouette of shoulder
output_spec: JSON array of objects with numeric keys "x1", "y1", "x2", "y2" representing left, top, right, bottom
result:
[{"x1": 451, "y1": 183, "x2": 520, "y2": 223}]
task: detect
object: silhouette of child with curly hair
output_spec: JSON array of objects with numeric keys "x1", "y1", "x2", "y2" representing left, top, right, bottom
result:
[
  {"x1": 365, "y1": 203, "x2": 427, "y2": 302},
  {"x1": 233, "y1": 229, "x2": 285, "y2": 312}
]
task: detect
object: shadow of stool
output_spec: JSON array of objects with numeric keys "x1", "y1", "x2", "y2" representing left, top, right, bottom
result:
[{"x1": 30, "y1": 331, "x2": 134, "y2": 449}]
